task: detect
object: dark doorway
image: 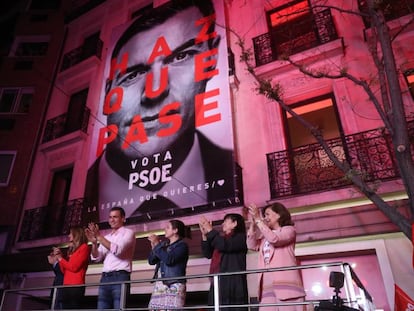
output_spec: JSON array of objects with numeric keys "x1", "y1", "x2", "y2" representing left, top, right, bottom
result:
[{"x1": 44, "y1": 167, "x2": 73, "y2": 237}]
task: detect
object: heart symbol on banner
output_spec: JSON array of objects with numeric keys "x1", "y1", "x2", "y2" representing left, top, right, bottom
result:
[{"x1": 217, "y1": 180, "x2": 225, "y2": 186}]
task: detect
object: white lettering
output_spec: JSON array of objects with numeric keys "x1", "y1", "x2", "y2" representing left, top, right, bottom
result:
[
  {"x1": 128, "y1": 164, "x2": 173, "y2": 189},
  {"x1": 131, "y1": 160, "x2": 138, "y2": 169}
]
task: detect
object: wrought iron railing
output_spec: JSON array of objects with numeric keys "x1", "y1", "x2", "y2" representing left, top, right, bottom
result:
[
  {"x1": 60, "y1": 38, "x2": 103, "y2": 71},
  {"x1": 0, "y1": 262, "x2": 376, "y2": 311},
  {"x1": 42, "y1": 106, "x2": 90, "y2": 143},
  {"x1": 253, "y1": 8, "x2": 338, "y2": 67},
  {"x1": 267, "y1": 120, "x2": 414, "y2": 198},
  {"x1": 18, "y1": 198, "x2": 86, "y2": 241},
  {"x1": 18, "y1": 163, "x2": 243, "y2": 242}
]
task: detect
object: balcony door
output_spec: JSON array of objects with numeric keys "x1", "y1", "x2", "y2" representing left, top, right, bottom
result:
[
  {"x1": 284, "y1": 94, "x2": 345, "y2": 192},
  {"x1": 65, "y1": 88, "x2": 88, "y2": 134},
  {"x1": 267, "y1": 0, "x2": 316, "y2": 56},
  {"x1": 45, "y1": 167, "x2": 73, "y2": 237}
]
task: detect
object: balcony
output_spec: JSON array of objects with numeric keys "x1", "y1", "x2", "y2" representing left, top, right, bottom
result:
[
  {"x1": 18, "y1": 198, "x2": 86, "y2": 242},
  {"x1": 0, "y1": 262, "x2": 376, "y2": 311},
  {"x1": 253, "y1": 8, "x2": 338, "y2": 67},
  {"x1": 60, "y1": 38, "x2": 103, "y2": 72},
  {"x1": 18, "y1": 163, "x2": 244, "y2": 242},
  {"x1": 267, "y1": 120, "x2": 414, "y2": 198},
  {"x1": 42, "y1": 106, "x2": 90, "y2": 143}
]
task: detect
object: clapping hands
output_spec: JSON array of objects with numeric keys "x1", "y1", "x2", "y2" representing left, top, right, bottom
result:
[
  {"x1": 247, "y1": 203, "x2": 261, "y2": 221},
  {"x1": 85, "y1": 222, "x2": 100, "y2": 243},
  {"x1": 148, "y1": 234, "x2": 160, "y2": 249},
  {"x1": 198, "y1": 216, "x2": 212, "y2": 240}
]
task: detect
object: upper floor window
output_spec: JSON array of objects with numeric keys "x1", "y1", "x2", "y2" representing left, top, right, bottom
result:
[
  {"x1": 0, "y1": 88, "x2": 34, "y2": 114},
  {"x1": 0, "y1": 151, "x2": 16, "y2": 186},
  {"x1": 253, "y1": 0, "x2": 338, "y2": 66},
  {"x1": 29, "y1": 0, "x2": 61, "y2": 10},
  {"x1": 15, "y1": 42, "x2": 49, "y2": 57},
  {"x1": 267, "y1": 0, "x2": 314, "y2": 56},
  {"x1": 60, "y1": 32, "x2": 103, "y2": 71},
  {"x1": 404, "y1": 69, "x2": 414, "y2": 99},
  {"x1": 10, "y1": 36, "x2": 50, "y2": 57},
  {"x1": 285, "y1": 94, "x2": 342, "y2": 148}
]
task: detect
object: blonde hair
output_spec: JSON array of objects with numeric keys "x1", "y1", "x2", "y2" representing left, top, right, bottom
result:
[{"x1": 68, "y1": 226, "x2": 88, "y2": 255}]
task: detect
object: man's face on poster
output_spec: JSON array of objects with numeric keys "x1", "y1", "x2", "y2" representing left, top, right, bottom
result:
[{"x1": 106, "y1": 6, "x2": 217, "y2": 158}]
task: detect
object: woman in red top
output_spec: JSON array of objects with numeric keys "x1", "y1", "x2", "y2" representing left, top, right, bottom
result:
[{"x1": 53, "y1": 226, "x2": 90, "y2": 309}]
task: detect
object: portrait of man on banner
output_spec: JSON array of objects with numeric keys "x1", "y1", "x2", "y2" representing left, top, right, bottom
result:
[{"x1": 84, "y1": 0, "x2": 237, "y2": 222}]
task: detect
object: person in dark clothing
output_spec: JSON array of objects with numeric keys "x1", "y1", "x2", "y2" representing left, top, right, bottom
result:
[
  {"x1": 147, "y1": 219, "x2": 191, "y2": 310},
  {"x1": 199, "y1": 213, "x2": 249, "y2": 311},
  {"x1": 47, "y1": 252, "x2": 64, "y2": 309}
]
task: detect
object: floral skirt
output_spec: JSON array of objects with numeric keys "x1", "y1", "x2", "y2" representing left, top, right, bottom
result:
[{"x1": 148, "y1": 281, "x2": 186, "y2": 310}]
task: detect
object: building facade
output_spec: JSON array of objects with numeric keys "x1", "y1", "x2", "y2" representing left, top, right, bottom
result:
[{"x1": 0, "y1": 0, "x2": 413, "y2": 310}]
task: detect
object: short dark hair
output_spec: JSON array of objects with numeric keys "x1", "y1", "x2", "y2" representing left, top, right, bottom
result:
[
  {"x1": 223, "y1": 213, "x2": 246, "y2": 234},
  {"x1": 112, "y1": 0, "x2": 216, "y2": 59},
  {"x1": 264, "y1": 202, "x2": 294, "y2": 227},
  {"x1": 110, "y1": 206, "x2": 126, "y2": 218},
  {"x1": 170, "y1": 219, "x2": 192, "y2": 239}
]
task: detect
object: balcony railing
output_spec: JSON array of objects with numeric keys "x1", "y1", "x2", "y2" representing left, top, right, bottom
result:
[
  {"x1": 18, "y1": 163, "x2": 243, "y2": 242},
  {"x1": 60, "y1": 38, "x2": 103, "y2": 72},
  {"x1": 253, "y1": 8, "x2": 338, "y2": 67},
  {"x1": 42, "y1": 106, "x2": 90, "y2": 143},
  {"x1": 18, "y1": 198, "x2": 86, "y2": 241},
  {"x1": 0, "y1": 262, "x2": 375, "y2": 311},
  {"x1": 267, "y1": 120, "x2": 414, "y2": 198}
]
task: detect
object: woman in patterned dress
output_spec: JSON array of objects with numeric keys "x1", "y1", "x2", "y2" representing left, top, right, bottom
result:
[{"x1": 148, "y1": 219, "x2": 191, "y2": 310}]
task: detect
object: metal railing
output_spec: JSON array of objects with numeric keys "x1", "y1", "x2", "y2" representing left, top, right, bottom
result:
[
  {"x1": 0, "y1": 262, "x2": 376, "y2": 311},
  {"x1": 18, "y1": 163, "x2": 244, "y2": 243},
  {"x1": 18, "y1": 198, "x2": 86, "y2": 241},
  {"x1": 253, "y1": 8, "x2": 338, "y2": 67},
  {"x1": 42, "y1": 107, "x2": 90, "y2": 143},
  {"x1": 60, "y1": 39, "x2": 103, "y2": 71},
  {"x1": 267, "y1": 119, "x2": 414, "y2": 198}
]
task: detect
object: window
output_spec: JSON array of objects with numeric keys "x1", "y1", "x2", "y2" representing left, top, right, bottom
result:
[
  {"x1": 29, "y1": 0, "x2": 61, "y2": 10},
  {"x1": 268, "y1": 0, "x2": 315, "y2": 56},
  {"x1": 45, "y1": 167, "x2": 73, "y2": 237},
  {"x1": 10, "y1": 36, "x2": 50, "y2": 57},
  {"x1": 0, "y1": 88, "x2": 33, "y2": 114},
  {"x1": 254, "y1": 0, "x2": 338, "y2": 65},
  {"x1": 283, "y1": 94, "x2": 345, "y2": 192},
  {"x1": 15, "y1": 42, "x2": 48, "y2": 57},
  {"x1": 0, "y1": 151, "x2": 16, "y2": 186},
  {"x1": 65, "y1": 88, "x2": 89, "y2": 133},
  {"x1": 286, "y1": 95, "x2": 341, "y2": 147},
  {"x1": 404, "y1": 69, "x2": 414, "y2": 99}
]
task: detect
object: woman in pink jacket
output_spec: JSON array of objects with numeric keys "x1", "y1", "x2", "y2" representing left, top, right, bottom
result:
[{"x1": 247, "y1": 202, "x2": 306, "y2": 311}]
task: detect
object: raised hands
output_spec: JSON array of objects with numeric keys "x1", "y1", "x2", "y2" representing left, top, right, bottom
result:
[
  {"x1": 247, "y1": 203, "x2": 261, "y2": 222},
  {"x1": 52, "y1": 247, "x2": 63, "y2": 260},
  {"x1": 85, "y1": 222, "x2": 100, "y2": 243},
  {"x1": 148, "y1": 234, "x2": 160, "y2": 249},
  {"x1": 198, "y1": 216, "x2": 213, "y2": 237}
]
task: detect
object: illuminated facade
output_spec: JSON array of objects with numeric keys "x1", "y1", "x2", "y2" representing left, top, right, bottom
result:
[{"x1": 0, "y1": 0, "x2": 413, "y2": 310}]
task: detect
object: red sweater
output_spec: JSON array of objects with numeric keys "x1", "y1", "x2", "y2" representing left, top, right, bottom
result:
[{"x1": 58, "y1": 243, "x2": 90, "y2": 285}]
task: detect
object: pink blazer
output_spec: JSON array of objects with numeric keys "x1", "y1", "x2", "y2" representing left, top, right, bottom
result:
[{"x1": 247, "y1": 225, "x2": 305, "y2": 301}]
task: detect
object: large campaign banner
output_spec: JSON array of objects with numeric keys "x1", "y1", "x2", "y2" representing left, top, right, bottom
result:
[{"x1": 84, "y1": 0, "x2": 237, "y2": 222}]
